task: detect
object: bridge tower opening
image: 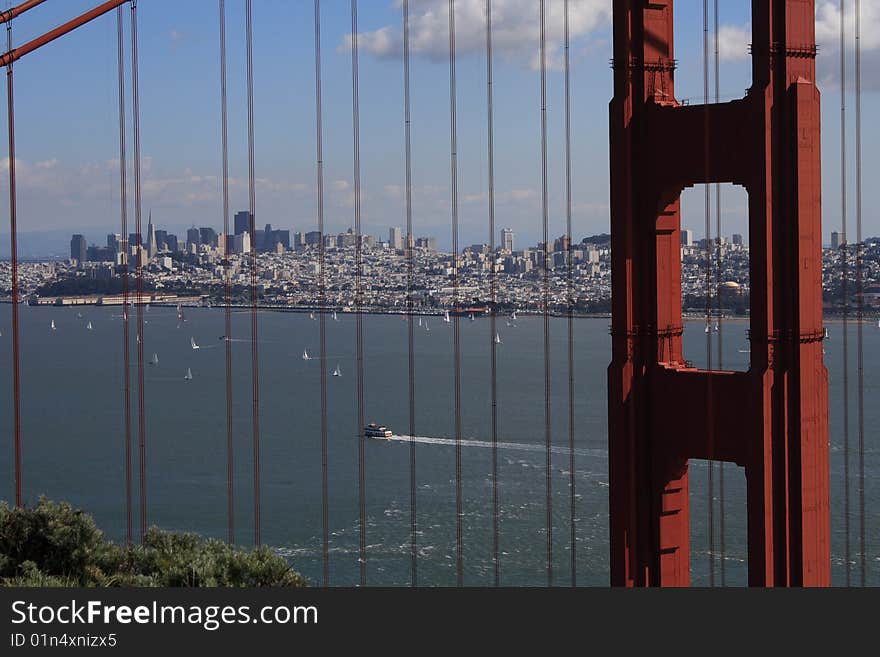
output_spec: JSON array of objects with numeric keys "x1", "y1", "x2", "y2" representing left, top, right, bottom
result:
[{"x1": 608, "y1": 0, "x2": 829, "y2": 586}]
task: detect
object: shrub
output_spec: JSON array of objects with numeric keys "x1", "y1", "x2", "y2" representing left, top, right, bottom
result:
[{"x1": 0, "y1": 499, "x2": 306, "y2": 588}]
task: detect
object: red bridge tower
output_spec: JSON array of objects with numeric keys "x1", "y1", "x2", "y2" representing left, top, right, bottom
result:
[{"x1": 608, "y1": 0, "x2": 830, "y2": 586}]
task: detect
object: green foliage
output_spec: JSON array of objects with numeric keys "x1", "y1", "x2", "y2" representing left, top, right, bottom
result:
[{"x1": 0, "y1": 499, "x2": 306, "y2": 588}]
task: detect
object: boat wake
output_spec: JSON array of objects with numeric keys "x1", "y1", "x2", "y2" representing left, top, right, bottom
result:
[{"x1": 389, "y1": 434, "x2": 602, "y2": 458}]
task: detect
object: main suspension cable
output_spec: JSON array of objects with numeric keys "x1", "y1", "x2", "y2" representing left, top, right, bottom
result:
[
  {"x1": 116, "y1": 5, "x2": 132, "y2": 545},
  {"x1": 219, "y1": 0, "x2": 235, "y2": 545},
  {"x1": 313, "y1": 0, "x2": 330, "y2": 587}
]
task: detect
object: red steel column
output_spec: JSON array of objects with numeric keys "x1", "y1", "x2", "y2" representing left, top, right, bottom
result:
[{"x1": 608, "y1": 0, "x2": 830, "y2": 587}]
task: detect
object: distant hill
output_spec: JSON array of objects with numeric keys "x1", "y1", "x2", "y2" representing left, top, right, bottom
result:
[{"x1": 581, "y1": 233, "x2": 611, "y2": 246}]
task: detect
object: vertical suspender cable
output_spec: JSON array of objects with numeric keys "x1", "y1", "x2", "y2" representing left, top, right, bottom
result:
[
  {"x1": 244, "y1": 0, "x2": 261, "y2": 547},
  {"x1": 563, "y1": 0, "x2": 576, "y2": 587},
  {"x1": 702, "y1": 0, "x2": 715, "y2": 586},
  {"x1": 130, "y1": 0, "x2": 147, "y2": 542},
  {"x1": 350, "y1": 0, "x2": 367, "y2": 586},
  {"x1": 402, "y1": 0, "x2": 418, "y2": 587},
  {"x1": 854, "y1": 0, "x2": 865, "y2": 587},
  {"x1": 447, "y1": 0, "x2": 464, "y2": 587},
  {"x1": 313, "y1": 0, "x2": 330, "y2": 587},
  {"x1": 713, "y1": 0, "x2": 725, "y2": 586},
  {"x1": 219, "y1": 0, "x2": 235, "y2": 545},
  {"x1": 539, "y1": 0, "x2": 553, "y2": 587},
  {"x1": 116, "y1": 6, "x2": 132, "y2": 544},
  {"x1": 839, "y1": 0, "x2": 851, "y2": 587},
  {"x1": 4, "y1": 15, "x2": 21, "y2": 507},
  {"x1": 485, "y1": 0, "x2": 500, "y2": 587}
]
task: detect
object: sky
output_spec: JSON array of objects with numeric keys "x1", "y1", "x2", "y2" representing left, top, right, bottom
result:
[{"x1": 0, "y1": 0, "x2": 877, "y2": 256}]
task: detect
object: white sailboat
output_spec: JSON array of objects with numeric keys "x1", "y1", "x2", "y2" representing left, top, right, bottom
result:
[
  {"x1": 50, "y1": 319, "x2": 56, "y2": 331},
  {"x1": 184, "y1": 367, "x2": 193, "y2": 380},
  {"x1": 425, "y1": 320, "x2": 430, "y2": 332},
  {"x1": 510, "y1": 310, "x2": 517, "y2": 321},
  {"x1": 418, "y1": 316, "x2": 422, "y2": 327},
  {"x1": 76, "y1": 312, "x2": 83, "y2": 319},
  {"x1": 309, "y1": 311, "x2": 315, "y2": 320},
  {"x1": 876, "y1": 319, "x2": 880, "y2": 329},
  {"x1": 136, "y1": 333, "x2": 141, "y2": 344},
  {"x1": 302, "y1": 349, "x2": 310, "y2": 361},
  {"x1": 332, "y1": 311, "x2": 339, "y2": 321},
  {"x1": 331, "y1": 363, "x2": 341, "y2": 377},
  {"x1": 151, "y1": 353, "x2": 159, "y2": 365},
  {"x1": 443, "y1": 310, "x2": 450, "y2": 323},
  {"x1": 469, "y1": 312, "x2": 475, "y2": 321},
  {"x1": 494, "y1": 332, "x2": 502, "y2": 344},
  {"x1": 191, "y1": 336, "x2": 200, "y2": 350},
  {"x1": 86, "y1": 321, "x2": 93, "y2": 331}
]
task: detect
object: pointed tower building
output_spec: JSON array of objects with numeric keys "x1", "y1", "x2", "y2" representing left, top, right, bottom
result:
[{"x1": 146, "y1": 211, "x2": 157, "y2": 258}]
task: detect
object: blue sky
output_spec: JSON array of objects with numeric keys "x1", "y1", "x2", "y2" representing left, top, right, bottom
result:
[{"x1": 0, "y1": 0, "x2": 876, "y2": 253}]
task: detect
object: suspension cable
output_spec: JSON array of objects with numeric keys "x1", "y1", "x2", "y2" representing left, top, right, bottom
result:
[
  {"x1": 402, "y1": 0, "x2": 418, "y2": 587},
  {"x1": 4, "y1": 13, "x2": 21, "y2": 507},
  {"x1": 219, "y1": 0, "x2": 235, "y2": 545},
  {"x1": 854, "y1": 0, "x2": 865, "y2": 587},
  {"x1": 313, "y1": 0, "x2": 330, "y2": 586},
  {"x1": 839, "y1": 0, "x2": 851, "y2": 587},
  {"x1": 129, "y1": 0, "x2": 147, "y2": 543},
  {"x1": 485, "y1": 0, "x2": 500, "y2": 587},
  {"x1": 350, "y1": 0, "x2": 367, "y2": 586},
  {"x1": 563, "y1": 0, "x2": 576, "y2": 587},
  {"x1": 713, "y1": 0, "x2": 725, "y2": 587},
  {"x1": 702, "y1": 0, "x2": 715, "y2": 587},
  {"x1": 447, "y1": 0, "x2": 464, "y2": 587},
  {"x1": 539, "y1": 0, "x2": 553, "y2": 587},
  {"x1": 244, "y1": 0, "x2": 261, "y2": 548},
  {"x1": 116, "y1": 5, "x2": 132, "y2": 545}
]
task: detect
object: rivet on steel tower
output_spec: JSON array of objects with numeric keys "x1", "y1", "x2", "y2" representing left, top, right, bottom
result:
[{"x1": 608, "y1": 0, "x2": 830, "y2": 586}]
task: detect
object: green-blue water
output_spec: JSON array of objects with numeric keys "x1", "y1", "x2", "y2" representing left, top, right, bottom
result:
[{"x1": 0, "y1": 305, "x2": 876, "y2": 586}]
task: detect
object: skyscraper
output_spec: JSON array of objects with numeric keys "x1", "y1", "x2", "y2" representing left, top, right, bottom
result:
[
  {"x1": 199, "y1": 227, "x2": 218, "y2": 248},
  {"x1": 681, "y1": 229, "x2": 694, "y2": 247},
  {"x1": 70, "y1": 234, "x2": 87, "y2": 264},
  {"x1": 146, "y1": 212, "x2": 157, "y2": 258},
  {"x1": 389, "y1": 226, "x2": 403, "y2": 250},
  {"x1": 186, "y1": 227, "x2": 201, "y2": 252},
  {"x1": 501, "y1": 228, "x2": 514, "y2": 253},
  {"x1": 234, "y1": 211, "x2": 252, "y2": 236},
  {"x1": 831, "y1": 231, "x2": 845, "y2": 249}
]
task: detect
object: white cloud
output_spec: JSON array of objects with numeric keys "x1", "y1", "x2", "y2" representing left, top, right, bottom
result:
[
  {"x1": 718, "y1": 24, "x2": 750, "y2": 62},
  {"x1": 342, "y1": 0, "x2": 612, "y2": 70},
  {"x1": 815, "y1": 2, "x2": 880, "y2": 89}
]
